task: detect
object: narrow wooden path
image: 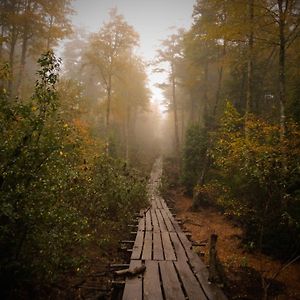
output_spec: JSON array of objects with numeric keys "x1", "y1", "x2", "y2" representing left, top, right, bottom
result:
[{"x1": 122, "y1": 158, "x2": 227, "y2": 300}]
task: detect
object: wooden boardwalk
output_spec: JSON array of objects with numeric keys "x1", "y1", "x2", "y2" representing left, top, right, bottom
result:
[{"x1": 122, "y1": 158, "x2": 227, "y2": 300}]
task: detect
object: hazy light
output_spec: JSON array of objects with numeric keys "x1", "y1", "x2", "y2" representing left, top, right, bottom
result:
[{"x1": 71, "y1": 0, "x2": 195, "y2": 113}]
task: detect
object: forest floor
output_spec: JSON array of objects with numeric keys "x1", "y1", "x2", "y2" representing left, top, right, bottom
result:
[{"x1": 171, "y1": 189, "x2": 300, "y2": 300}]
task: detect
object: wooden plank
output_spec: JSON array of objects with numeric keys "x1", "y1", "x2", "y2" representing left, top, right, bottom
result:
[
  {"x1": 177, "y1": 232, "x2": 193, "y2": 258},
  {"x1": 155, "y1": 197, "x2": 163, "y2": 209},
  {"x1": 144, "y1": 261, "x2": 164, "y2": 300},
  {"x1": 166, "y1": 210, "x2": 182, "y2": 232},
  {"x1": 137, "y1": 216, "x2": 145, "y2": 231},
  {"x1": 142, "y1": 231, "x2": 152, "y2": 260},
  {"x1": 189, "y1": 251, "x2": 227, "y2": 300},
  {"x1": 131, "y1": 231, "x2": 144, "y2": 260},
  {"x1": 156, "y1": 209, "x2": 167, "y2": 232},
  {"x1": 145, "y1": 210, "x2": 152, "y2": 231},
  {"x1": 153, "y1": 231, "x2": 164, "y2": 260},
  {"x1": 151, "y1": 209, "x2": 160, "y2": 232},
  {"x1": 177, "y1": 232, "x2": 227, "y2": 300},
  {"x1": 174, "y1": 260, "x2": 207, "y2": 300},
  {"x1": 161, "y1": 232, "x2": 176, "y2": 261},
  {"x1": 161, "y1": 209, "x2": 175, "y2": 232},
  {"x1": 122, "y1": 260, "x2": 143, "y2": 300},
  {"x1": 159, "y1": 261, "x2": 185, "y2": 300},
  {"x1": 160, "y1": 197, "x2": 168, "y2": 209},
  {"x1": 151, "y1": 199, "x2": 157, "y2": 209},
  {"x1": 169, "y1": 232, "x2": 188, "y2": 261}
]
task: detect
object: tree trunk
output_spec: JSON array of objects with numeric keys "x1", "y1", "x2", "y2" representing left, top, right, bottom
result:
[
  {"x1": 181, "y1": 102, "x2": 185, "y2": 144},
  {"x1": 105, "y1": 75, "x2": 112, "y2": 154},
  {"x1": 246, "y1": 0, "x2": 254, "y2": 116},
  {"x1": 8, "y1": 27, "x2": 17, "y2": 97},
  {"x1": 125, "y1": 105, "x2": 131, "y2": 163},
  {"x1": 171, "y1": 62, "x2": 180, "y2": 165},
  {"x1": 0, "y1": 0, "x2": 8, "y2": 61},
  {"x1": 278, "y1": 0, "x2": 287, "y2": 139},
  {"x1": 16, "y1": 0, "x2": 32, "y2": 97},
  {"x1": 0, "y1": 26, "x2": 4, "y2": 61},
  {"x1": 189, "y1": 91, "x2": 196, "y2": 124},
  {"x1": 213, "y1": 41, "x2": 226, "y2": 118},
  {"x1": 16, "y1": 29, "x2": 29, "y2": 97},
  {"x1": 203, "y1": 61, "x2": 209, "y2": 105}
]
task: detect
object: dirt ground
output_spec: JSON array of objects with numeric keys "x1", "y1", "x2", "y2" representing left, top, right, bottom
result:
[{"x1": 173, "y1": 190, "x2": 300, "y2": 300}]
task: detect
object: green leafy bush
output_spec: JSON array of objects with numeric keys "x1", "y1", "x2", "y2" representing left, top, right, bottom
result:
[
  {"x1": 82, "y1": 156, "x2": 147, "y2": 247},
  {"x1": 0, "y1": 52, "x2": 89, "y2": 288},
  {"x1": 0, "y1": 52, "x2": 147, "y2": 296},
  {"x1": 182, "y1": 124, "x2": 208, "y2": 194},
  {"x1": 212, "y1": 102, "x2": 300, "y2": 256}
]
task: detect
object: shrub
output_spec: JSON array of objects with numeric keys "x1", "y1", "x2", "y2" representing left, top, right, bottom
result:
[
  {"x1": 0, "y1": 52, "x2": 147, "y2": 297},
  {"x1": 182, "y1": 124, "x2": 208, "y2": 194},
  {"x1": 212, "y1": 102, "x2": 300, "y2": 256}
]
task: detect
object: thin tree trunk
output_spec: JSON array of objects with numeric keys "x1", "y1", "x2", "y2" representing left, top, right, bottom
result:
[
  {"x1": 125, "y1": 105, "x2": 130, "y2": 163},
  {"x1": 0, "y1": 0, "x2": 8, "y2": 61},
  {"x1": 203, "y1": 61, "x2": 209, "y2": 105},
  {"x1": 8, "y1": 28, "x2": 17, "y2": 97},
  {"x1": 0, "y1": 26, "x2": 4, "y2": 60},
  {"x1": 105, "y1": 75, "x2": 112, "y2": 154},
  {"x1": 189, "y1": 91, "x2": 196, "y2": 124},
  {"x1": 246, "y1": 0, "x2": 254, "y2": 116},
  {"x1": 181, "y1": 103, "x2": 185, "y2": 144},
  {"x1": 16, "y1": 29, "x2": 29, "y2": 97},
  {"x1": 278, "y1": 0, "x2": 287, "y2": 139},
  {"x1": 16, "y1": 0, "x2": 32, "y2": 97},
  {"x1": 171, "y1": 62, "x2": 180, "y2": 165},
  {"x1": 213, "y1": 41, "x2": 226, "y2": 118}
]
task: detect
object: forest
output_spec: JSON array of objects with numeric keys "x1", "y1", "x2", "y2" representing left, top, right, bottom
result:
[{"x1": 0, "y1": 0, "x2": 300, "y2": 299}]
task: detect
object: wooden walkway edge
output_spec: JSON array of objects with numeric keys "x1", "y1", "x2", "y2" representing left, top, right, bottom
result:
[{"x1": 122, "y1": 158, "x2": 227, "y2": 300}]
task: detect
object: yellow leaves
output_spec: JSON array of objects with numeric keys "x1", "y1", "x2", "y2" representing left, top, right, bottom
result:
[{"x1": 31, "y1": 106, "x2": 37, "y2": 112}]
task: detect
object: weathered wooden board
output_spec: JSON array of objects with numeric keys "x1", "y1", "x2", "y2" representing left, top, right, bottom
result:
[
  {"x1": 151, "y1": 199, "x2": 157, "y2": 209},
  {"x1": 161, "y1": 209, "x2": 175, "y2": 232},
  {"x1": 122, "y1": 260, "x2": 143, "y2": 300},
  {"x1": 166, "y1": 209, "x2": 182, "y2": 232},
  {"x1": 144, "y1": 260, "x2": 164, "y2": 300},
  {"x1": 151, "y1": 209, "x2": 160, "y2": 232},
  {"x1": 189, "y1": 251, "x2": 228, "y2": 300},
  {"x1": 155, "y1": 197, "x2": 163, "y2": 209},
  {"x1": 156, "y1": 209, "x2": 167, "y2": 232},
  {"x1": 159, "y1": 261, "x2": 186, "y2": 300},
  {"x1": 131, "y1": 231, "x2": 144, "y2": 260},
  {"x1": 142, "y1": 231, "x2": 152, "y2": 260},
  {"x1": 145, "y1": 210, "x2": 152, "y2": 231},
  {"x1": 175, "y1": 260, "x2": 207, "y2": 300},
  {"x1": 137, "y1": 216, "x2": 145, "y2": 231},
  {"x1": 160, "y1": 197, "x2": 169, "y2": 209},
  {"x1": 169, "y1": 232, "x2": 188, "y2": 261},
  {"x1": 153, "y1": 231, "x2": 164, "y2": 260},
  {"x1": 161, "y1": 232, "x2": 176, "y2": 261}
]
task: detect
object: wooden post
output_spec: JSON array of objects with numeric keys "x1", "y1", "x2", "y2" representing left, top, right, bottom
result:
[{"x1": 209, "y1": 233, "x2": 219, "y2": 283}]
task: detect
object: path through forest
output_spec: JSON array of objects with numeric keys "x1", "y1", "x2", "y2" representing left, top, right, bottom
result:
[{"x1": 122, "y1": 157, "x2": 226, "y2": 300}]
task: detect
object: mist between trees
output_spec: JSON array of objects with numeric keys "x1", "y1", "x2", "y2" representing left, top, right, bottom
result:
[{"x1": 0, "y1": 0, "x2": 300, "y2": 298}]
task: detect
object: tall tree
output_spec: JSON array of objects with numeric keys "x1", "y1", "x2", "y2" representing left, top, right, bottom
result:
[
  {"x1": 155, "y1": 30, "x2": 184, "y2": 163},
  {"x1": 0, "y1": 0, "x2": 73, "y2": 97},
  {"x1": 113, "y1": 56, "x2": 149, "y2": 162},
  {"x1": 85, "y1": 9, "x2": 139, "y2": 148},
  {"x1": 257, "y1": 0, "x2": 300, "y2": 136}
]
